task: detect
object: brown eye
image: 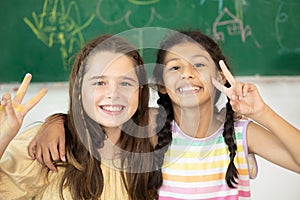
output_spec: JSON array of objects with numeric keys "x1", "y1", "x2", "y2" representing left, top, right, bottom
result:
[
  {"x1": 94, "y1": 81, "x2": 106, "y2": 86},
  {"x1": 169, "y1": 66, "x2": 180, "y2": 71}
]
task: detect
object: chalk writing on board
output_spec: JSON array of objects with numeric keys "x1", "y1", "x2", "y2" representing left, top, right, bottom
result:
[
  {"x1": 96, "y1": 0, "x2": 179, "y2": 28},
  {"x1": 213, "y1": 7, "x2": 261, "y2": 48},
  {"x1": 23, "y1": 0, "x2": 94, "y2": 69},
  {"x1": 199, "y1": 0, "x2": 247, "y2": 20},
  {"x1": 275, "y1": 1, "x2": 300, "y2": 54},
  {"x1": 199, "y1": 0, "x2": 224, "y2": 14},
  {"x1": 128, "y1": 0, "x2": 160, "y2": 5}
]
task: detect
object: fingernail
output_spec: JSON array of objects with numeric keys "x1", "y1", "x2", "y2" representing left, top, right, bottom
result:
[
  {"x1": 6, "y1": 100, "x2": 12, "y2": 108},
  {"x1": 61, "y1": 156, "x2": 66, "y2": 162}
]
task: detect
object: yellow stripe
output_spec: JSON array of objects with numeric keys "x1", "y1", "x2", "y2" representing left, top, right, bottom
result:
[
  {"x1": 163, "y1": 169, "x2": 249, "y2": 182},
  {"x1": 166, "y1": 144, "x2": 245, "y2": 159}
]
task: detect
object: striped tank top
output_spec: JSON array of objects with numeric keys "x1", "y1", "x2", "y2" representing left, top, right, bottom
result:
[{"x1": 158, "y1": 120, "x2": 258, "y2": 200}]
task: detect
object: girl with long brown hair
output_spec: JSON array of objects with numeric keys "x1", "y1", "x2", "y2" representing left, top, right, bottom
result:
[{"x1": 0, "y1": 34, "x2": 158, "y2": 200}]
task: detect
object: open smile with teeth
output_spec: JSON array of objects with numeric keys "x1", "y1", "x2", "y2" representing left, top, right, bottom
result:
[
  {"x1": 177, "y1": 85, "x2": 201, "y2": 93},
  {"x1": 100, "y1": 105, "x2": 124, "y2": 112}
]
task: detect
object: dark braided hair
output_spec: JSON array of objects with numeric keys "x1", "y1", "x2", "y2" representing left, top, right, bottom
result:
[
  {"x1": 148, "y1": 91, "x2": 174, "y2": 190},
  {"x1": 152, "y1": 30, "x2": 238, "y2": 188}
]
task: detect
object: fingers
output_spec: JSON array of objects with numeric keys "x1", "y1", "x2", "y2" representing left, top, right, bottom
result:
[
  {"x1": 35, "y1": 144, "x2": 44, "y2": 166},
  {"x1": 242, "y1": 83, "x2": 251, "y2": 97},
  {"x1": 28, "y1": 140, "x2": 60, "y2": 171},
  {"x1": 2, "y1": 93, "x2": 19, "y2": 127},
  {"x1": 21, "y1": 88, "x2": 47, "y2": 116},
  {"x1": 215, "y1": 60, "x2": 250, "y2": 101},
  {"x1": 5, "y1": 98, "x2": 19, "y2": 127},
  {"x1": 1, "y1": 93, "x2": 11, "y2": 104},
  {"x1": 0, "y1": 93, "x2": 10, "y2": 111},
  {"x1": 14, "y1": 73, "x2": 32, "y2": 103},
  {"x1": 44, "y1": 148, "x2": 58, "y2": 172},
  {"x1": 219, "y1": 60, "x2": 236, "y2": 86},
  {"x1": 233, "y1": 82, "x2": 244, "y2": 100},
  {"x1": 59, "y1": 135, "x2": 66, "y2": 162},
  {"x1": 34, "y1": 145, "x2": 56, "y2": 171},
  {"x1": 212, "y1": 78, "x2": 225, "y2": 93}
]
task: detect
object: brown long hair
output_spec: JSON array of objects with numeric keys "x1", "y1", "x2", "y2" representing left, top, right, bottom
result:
[
  {"x1": 52, "y1": 35, "x2": 157, "y2": 199},
  {"x1": 150, "y1": 31, "x2": 238, "y2": 189}
]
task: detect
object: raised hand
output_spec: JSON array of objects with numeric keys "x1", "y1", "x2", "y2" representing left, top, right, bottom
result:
[
  {"x1": 0, "y1": 74, "x2": 47, "y2": 158},
  {"x1": 212, "y1": 60, "x2": 266, "y2": 118}
]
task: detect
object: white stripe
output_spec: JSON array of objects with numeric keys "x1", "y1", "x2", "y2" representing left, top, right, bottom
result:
[
  {"x1": 165, "y1": 152, "x2": 247, "y2": 164},
  {"x1": 161, "y1": 179, "x2": 227, "y2": 188}
]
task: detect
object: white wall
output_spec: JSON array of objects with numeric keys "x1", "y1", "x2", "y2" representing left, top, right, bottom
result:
[{"x1": 1, "y1": 76, "x2": 300, "y2": 199}]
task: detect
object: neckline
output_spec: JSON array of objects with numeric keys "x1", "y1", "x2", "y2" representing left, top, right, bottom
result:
[{"x1": 172, "y1": 120, "x2": 224, "y2": 142}]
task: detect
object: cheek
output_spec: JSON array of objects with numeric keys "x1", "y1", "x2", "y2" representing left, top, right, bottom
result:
[
  {"x1": 82, "y1": 87, "x2": 97, "y2": 116},
  {"x1": 127, "y1": 89, "x2": 139, "y2": 113},
  {"x1": 162, "y1": 72, "x2": 177, "y2": 90}
]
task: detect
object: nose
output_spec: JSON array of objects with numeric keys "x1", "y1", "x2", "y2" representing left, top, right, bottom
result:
[
  {"x1": 181, "y1": 65, "x2": 195, "y2": 79},
  {"x1": 104, "y1": 82, "x2": 120, "y2": 99}
]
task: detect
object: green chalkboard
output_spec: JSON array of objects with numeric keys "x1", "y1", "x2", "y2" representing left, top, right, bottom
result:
[{"x1": 0, "y1": 0, "x2": 300, "y2": 82}]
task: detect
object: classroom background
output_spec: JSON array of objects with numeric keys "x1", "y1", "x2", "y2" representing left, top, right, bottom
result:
[{"x1": 1, "y1": 0, "x2": 300, "y2": 199}]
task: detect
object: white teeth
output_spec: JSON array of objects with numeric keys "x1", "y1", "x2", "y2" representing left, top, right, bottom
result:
[
  {"x1": 178, "y1": 86, "x2": 200, "y2": 92},
  {"x1": 101, "y1": 105, "x2": 123, "y2": 112}
]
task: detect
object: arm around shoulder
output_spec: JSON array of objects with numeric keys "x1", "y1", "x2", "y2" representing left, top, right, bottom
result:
[{"x1": 28, "y1": 113, "x2": 67, "y2": 171}]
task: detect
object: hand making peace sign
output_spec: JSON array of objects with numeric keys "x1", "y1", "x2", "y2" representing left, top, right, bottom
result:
[
  {"x1": 0, "y1": 74, "x2": 47, "y2": 149},
  {"x1": 212, "y1": 60, "x2": 267, "y2": 119}
]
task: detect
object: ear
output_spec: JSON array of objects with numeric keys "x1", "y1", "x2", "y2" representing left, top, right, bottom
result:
[
  {"x1": 157, "y1": 85, "x2": 167, "y2": 94},
  {"x1": 217, "y1": 71, "x2": 227, "y2": 85}
]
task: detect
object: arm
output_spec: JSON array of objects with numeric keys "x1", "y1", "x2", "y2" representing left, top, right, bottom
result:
[
  {"x1": 28, "y1": 113, "x2": 66, "y2": 171},
  {"x1": 213, "y1": 60, "x2": 300, "y2": 173},
  {"x1": 0, "y1": 73, "x2": 47, "y2": 158},
  {"x1": 246, "y1": 103, "x2": 300, "y2": 173}
]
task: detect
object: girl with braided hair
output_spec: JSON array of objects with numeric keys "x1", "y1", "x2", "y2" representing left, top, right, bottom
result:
[
  {"x1": 0, "y1": 34, "x2": 158, "y2": 199},
  {"x1": 150, "y1": 31, "x2": 300, "y2": 199}
]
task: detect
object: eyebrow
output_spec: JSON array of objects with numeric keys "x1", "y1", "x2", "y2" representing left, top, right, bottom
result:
[
  {"x1": 164, "y1": 58, "x2": 180, "y2": 65},
  {"x1": 164, "y1": 55, "x2": 209, "y2": 65},
  {"x1": 89, "y1": 75, "x2": 137, "y2": 82},
  {"x1": 191, "y1": 54, "x2": 210, "y2": 61}
]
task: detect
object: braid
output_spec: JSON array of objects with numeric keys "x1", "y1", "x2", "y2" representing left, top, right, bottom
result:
[
  {"x1": 61, "y1": 62, "x2": 105, "y2": 199},
  {"x1": 148, "y1": 92, "x2": 174, "y2": 190},
  {"x1": 223, "y1": 85, "x2": 238, "y2": 188}
]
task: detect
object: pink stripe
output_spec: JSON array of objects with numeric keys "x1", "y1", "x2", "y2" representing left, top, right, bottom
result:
[
  {"x1": 159, "y1": 194, "x2": 247, "y2": 200},
  {"x1": 159, "y1": 184, "x2": 229, "y2": 194},
  {"x1": 158, "y1": 184, "x2": 251, "y2": 199},
  {"x1": 238, "y1": 190, "x2": 251, "y2": 197},
  {"x1": 159, "y1": 182, "x2": 250, "y2": 195},
  {"x1": 159, "y1": 197, "x2": 182, "y2": 200},
  {"x1": 238, "y1": 179, "x2": 250, "y2": 187}
]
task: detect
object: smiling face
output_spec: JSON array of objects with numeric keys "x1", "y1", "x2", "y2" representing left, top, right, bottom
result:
[
  {"x1": 162, "y1": 41, "x2": 221, "y2": 109},
  {"x1": 82, "y1": 51, "x2": 139, "y2": 129}
]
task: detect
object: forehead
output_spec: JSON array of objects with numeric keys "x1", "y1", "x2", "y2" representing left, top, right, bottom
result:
[
  {"x1": 85, "y1": 51, "x2": 137, "y2": 77},
  {"x1": 165, "y1": 42, "x2": 212, "y2": 62}
]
